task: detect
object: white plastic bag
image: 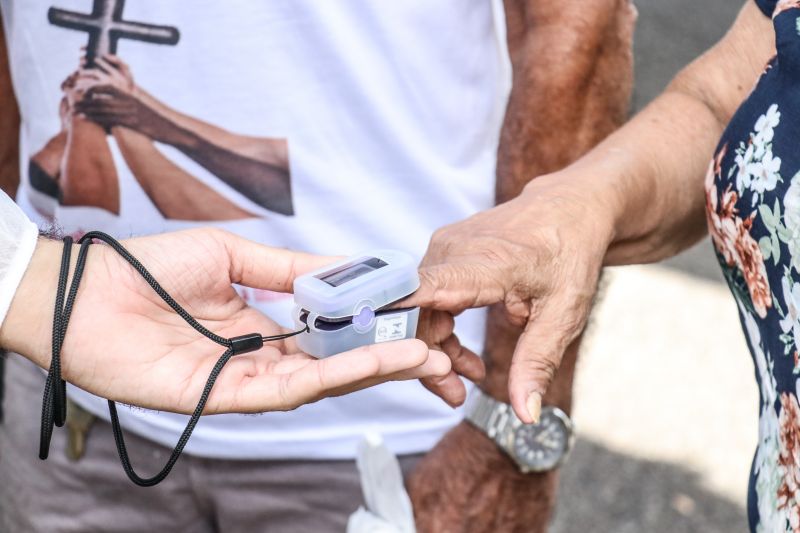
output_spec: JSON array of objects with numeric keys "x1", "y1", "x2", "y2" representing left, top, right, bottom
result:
[{"x1": 347, "y1": 433, "x2": 416, "y2": 533}]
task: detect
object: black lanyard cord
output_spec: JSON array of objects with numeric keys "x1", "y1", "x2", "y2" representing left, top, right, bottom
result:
[{"x1": 39, "y1": 232, "x2": 308, "y2": 487}]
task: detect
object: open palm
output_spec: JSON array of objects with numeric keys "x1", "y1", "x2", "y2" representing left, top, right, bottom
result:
[{"x1": 9, "y1": 228, "x2": 449, "y2": 415}]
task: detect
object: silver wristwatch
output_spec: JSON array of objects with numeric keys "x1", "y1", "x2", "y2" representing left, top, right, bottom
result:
[{"x1": 465, "y1": 388, "x2": 575, "y2": 473}]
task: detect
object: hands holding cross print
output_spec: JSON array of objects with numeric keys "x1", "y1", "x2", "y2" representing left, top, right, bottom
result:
[
  {"x1": 31, "y1": 51, "x2": 295, "y2": 221},
  {"x1": 73, "y1": 60, "x2": 166, "y2": 139},
  {"x1": 73, "y1": 55, "x2": 192, "y2": 145}
]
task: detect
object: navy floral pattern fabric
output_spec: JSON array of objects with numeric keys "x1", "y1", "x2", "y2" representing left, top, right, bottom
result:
[{"x1": 707, "y1": 1, "x2": 800, "y2": 530}]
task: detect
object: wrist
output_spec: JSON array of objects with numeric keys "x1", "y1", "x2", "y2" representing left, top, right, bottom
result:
[
  {"x1": 528, "y1": 144, "x2": 678, "y2": 266},
  {"x1": 521, "y1": 171, "x2": 619, "y2": 252},
  {"x1": 0, "y1": 239, "x2": 69, "y2": 366}
]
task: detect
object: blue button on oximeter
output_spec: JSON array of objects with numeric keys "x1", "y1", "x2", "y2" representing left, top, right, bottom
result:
[{"x1": 293, "y1": 250, "x2": 420, "y2": 358}]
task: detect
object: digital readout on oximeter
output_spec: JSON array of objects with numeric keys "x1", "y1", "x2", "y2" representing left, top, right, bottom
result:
[{"x1": 316, "y1": 257, "x2": 389, "y2": 287}]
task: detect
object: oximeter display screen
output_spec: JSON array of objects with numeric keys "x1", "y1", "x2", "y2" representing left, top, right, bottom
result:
[{"x1": 317, "y1": 257, "x2": 388, "y2": 287}]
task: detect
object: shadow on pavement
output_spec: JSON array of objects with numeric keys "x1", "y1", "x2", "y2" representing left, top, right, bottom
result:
[{"x1": 552, "y1": 437, "x2": 747, "y2": 533}]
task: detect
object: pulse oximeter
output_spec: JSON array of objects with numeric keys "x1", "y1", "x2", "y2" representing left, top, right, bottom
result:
[{"x1": 293, "y1": 250, "x2": 420, "y2": 358}]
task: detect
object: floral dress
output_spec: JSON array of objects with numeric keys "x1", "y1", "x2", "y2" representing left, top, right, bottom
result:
[{"x1": 706, "y1": 1, "x2": 800, "y2": 529}]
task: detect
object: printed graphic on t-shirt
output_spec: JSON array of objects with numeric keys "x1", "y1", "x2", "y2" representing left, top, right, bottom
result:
[{"x1": 30, "y1": 0, "x2": 294, "y2": 222}]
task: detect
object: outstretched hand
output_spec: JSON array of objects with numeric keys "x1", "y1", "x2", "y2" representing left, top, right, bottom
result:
[
  {"x1": 405, "y1": 176, "x2": 611, "y2": 422},
  {"x1": 0, "y1": 229, "x2": 451, "y2": 414}
]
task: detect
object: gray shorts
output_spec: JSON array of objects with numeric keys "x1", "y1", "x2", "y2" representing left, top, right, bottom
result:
[{"x1": 0, "y1": 355, "x2": 421, "y2": 533}]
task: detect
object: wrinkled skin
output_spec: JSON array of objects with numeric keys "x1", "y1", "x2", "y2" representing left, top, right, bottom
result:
[
  {"x1": 410, "y1": 1, "x2": 636, "y2": 531},
  {"x1": 411, "y1": 176, "x2": 613, "y2": 419}
]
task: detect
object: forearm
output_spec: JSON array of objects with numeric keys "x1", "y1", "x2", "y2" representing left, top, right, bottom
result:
[
  {"x1": 545, "y1": 1, "x2": 774, "y2": 266},
  {"x1": 558, "y1": 91, "x2": 727, "y2": 266},
  {"x1": 164, "y1": 124, "x2": 294, "y2": 215},
  {"x1": 134, "y1": 86, "x2": 240, "y2": 147},
  {"x1": 134, "y1": 86, "x2": 289, "y2": 168},
  {"x1": 497, "y1": 0, "x2": 635, "y2": 201},
  {"x1": 485, "y1": 0, "x2": 636, "y2": 407},
  {"x1": 60, "y1": 118, "x2": 120, "y2": 213},
  {"x1": 113, "y1": 127, "x2": 254, "y2": 220}
]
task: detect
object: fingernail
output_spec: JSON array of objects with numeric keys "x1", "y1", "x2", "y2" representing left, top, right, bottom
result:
[{"x1": 526, "y1": 392, "x2": 542, "y2": 424}]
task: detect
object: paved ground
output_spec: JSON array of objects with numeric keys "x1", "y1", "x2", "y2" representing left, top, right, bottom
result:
[
  {"x1": 553, "y1": 266, "x2": 756, "y2": 532},
  {"x1": 552, "y1": 1, "x2": 756, "y2": 531}
]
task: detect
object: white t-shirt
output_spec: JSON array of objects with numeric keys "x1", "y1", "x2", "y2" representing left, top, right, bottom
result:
[{"x1": 2, "y1": 0, "x2": 510, "y2": 459}]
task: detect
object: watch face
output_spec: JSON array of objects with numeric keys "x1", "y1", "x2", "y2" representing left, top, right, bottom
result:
[{"x1": 512, "y1": 408, "x2": 570, "y2": 471}]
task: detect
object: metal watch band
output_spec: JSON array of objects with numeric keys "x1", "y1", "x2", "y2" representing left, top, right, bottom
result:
[
  {"x1": 465, "y1": 388, "x2": 575, "y2": 473},
  {"x1": 465, "y1": 388, "x2": 520, "y2": 451}
]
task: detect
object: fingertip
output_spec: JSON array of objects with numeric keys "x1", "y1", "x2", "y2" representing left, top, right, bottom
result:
[
  {"x1": 510, "y1": 391, "x2": 534, "y2": 424},
  {"x1": 473, "y1": 358, "x2": 487, "y2": 381},
  {"x1": 427, "y1": 349, "x2": 453, "y2": 378},
  {"x1": 408, "y1": 269, "x2": 439, "y2": 308},
  {"x1": 421, "y1": 371, "x2": 465, "y2": 407},
  {"x1": 444, "y1": 377, "x2": 467, "y2": 407},
  {"x1": 508, "y1": 374, "x2": 545, "y2": 424},
  {"x1": 526, "y1": 392, "x2": 542, "y2": 424},
  {"x1": 443, "y1": 338, "x2": 485, "y2": 383},
  {"x1": 404, "y1": 338, "x2": 430, "y2": 367}
]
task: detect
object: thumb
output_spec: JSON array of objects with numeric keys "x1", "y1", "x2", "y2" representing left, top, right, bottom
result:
[
  {"x1": 402, "y1": 263, "x2": 507, "y2": 312},
  {"x1": 214, "y1": 230, "x2": 338, "y2": 293},
  {"x1": 507, "y1": 293, "x2": 589, "y2": 424}
]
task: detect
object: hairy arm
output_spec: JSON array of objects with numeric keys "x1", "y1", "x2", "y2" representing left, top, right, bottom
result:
[
  {"x1": 0, "y1": 14, "x2": 19, "y2": 197},
  {"x1": 112, "y1": 127, "x2": 256, "y2": 221},
  {"x1": 488, "y1": 0, "x2": 635, "y2": 416},
  {"x1": 410, "y1": 1, "x2": 636, "y2": 531}
]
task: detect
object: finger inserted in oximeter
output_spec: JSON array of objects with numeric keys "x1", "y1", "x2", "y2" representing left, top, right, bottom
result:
[{"x1": 293, "y1": 250, "x2": 420, "y2": 357}]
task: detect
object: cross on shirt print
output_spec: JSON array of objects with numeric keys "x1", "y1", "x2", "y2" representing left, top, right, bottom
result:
[{"x1": 48, "y1": 0, "x2": 180, "y2": 67}]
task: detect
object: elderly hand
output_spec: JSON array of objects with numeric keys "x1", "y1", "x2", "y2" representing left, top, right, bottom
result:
[
  {"x1": 0, "y1": 229, "x2": 451, "y2": 414},
  {"x1": 407, "y1": 174, "x2": 613, "y2": 422}
]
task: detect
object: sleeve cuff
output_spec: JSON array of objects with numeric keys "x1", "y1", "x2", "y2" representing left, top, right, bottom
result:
[{"x1": 0, "y1": 212, "x2": 39, "y2": 330}]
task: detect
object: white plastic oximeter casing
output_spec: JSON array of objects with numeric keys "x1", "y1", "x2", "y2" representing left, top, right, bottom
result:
[{"x1": 293, "y1": 250, "x2": 420, "y2": 358}]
